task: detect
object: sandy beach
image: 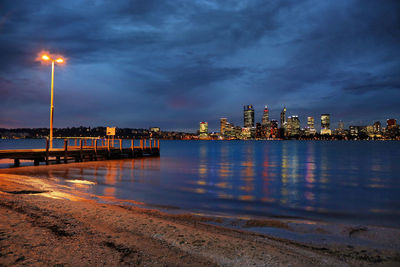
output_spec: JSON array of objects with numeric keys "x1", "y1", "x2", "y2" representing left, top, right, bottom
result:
[{"x1": 1, "y1": 168, "x2": 400, "y2": 266}]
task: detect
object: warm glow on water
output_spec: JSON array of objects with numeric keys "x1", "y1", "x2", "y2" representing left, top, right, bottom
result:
[{"x1": 1, "y1": 139, "x2": 400, "y2": 227}]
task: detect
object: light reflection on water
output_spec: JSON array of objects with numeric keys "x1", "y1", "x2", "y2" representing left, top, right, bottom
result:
[{"x1": 1, "y1": 140, "x2": 400, "y2": 227}]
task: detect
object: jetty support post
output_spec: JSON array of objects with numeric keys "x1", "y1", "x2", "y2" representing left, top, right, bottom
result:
[
  {"x1": 94, "y1": 139, "x2": 98, "y2": 158},
  {"x1": 64, "y1": 139, "x2": 68, "y2": 163},
  {"x1": 14, "y1": 159, "x2": 20, "y2": 167},
  {"x1": 131, "y1": 139, "x2": 134, "y2": 157},
  {"x1": 119, "y1": 139, "x2": 122, "y2": 152},
  {"x1": 107, "y1": 138, "x2": 111, "y2": 158},
  {"x1": 79, "y1": 139, "x2": 83, "y2": 162},
  {"x1": 45, "y1": 138, "x2": 49, "y2": 165}
]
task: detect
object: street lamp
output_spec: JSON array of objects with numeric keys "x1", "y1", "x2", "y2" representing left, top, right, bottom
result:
[{"x1": 40, "y1": 52, "x2": 65, "y2": 149}]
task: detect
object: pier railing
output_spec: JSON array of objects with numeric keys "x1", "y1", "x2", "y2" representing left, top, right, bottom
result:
[{"x1": 0, "y1": 138, "x2": 160, "y2": 167}]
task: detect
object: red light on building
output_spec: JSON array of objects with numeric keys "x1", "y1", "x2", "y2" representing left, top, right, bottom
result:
[{"x1": 387, "y1": 119, "x2": 397, "y2": 128}]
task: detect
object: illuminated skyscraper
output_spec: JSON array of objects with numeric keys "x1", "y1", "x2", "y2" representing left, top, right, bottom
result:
[
  {"x1": 280, "y1": 107, "x2": 286, "y2": 128},
  {"x1": 220, "y1": 118, "x2": 228, "y2": 135},
  {"x1": 386, "y1": 119, "x2": 399, "y2": 138},
  {"x1": 338, "y1": 121, "x2": 344, "y2": 131},
  {"x1": 307, "y1": 116, "x2": 314, "y2": 128},
  {"x1": 243, "y1": 105, "x2": 255, "y2": 127},
  {"x1": 387, "y1": 119, "x2": 397, "y2": 129},
  {"x1": 270, "y1": 120, "x2": 279, "y2": 137},
  {"x1": 373, "y1": 121, "x2": 381, "y2": 133},
  {"x1": 320, "y1": 114, "x2": 331, "y2": 135},
  {"x1": 199, "y1": 122, "x2": 208, "y2": 138},
  {"x1": 306, "y1": 116, "x2": 316, "y2": 135},
  {"x1": 261, "y1": 105, "x2": 269, "y2": 126},
  {"x1": 336, "y1": 120, "x2": 345, "y2": 135},
  {"x1": 287, "y1": 115, "x2": 300, "y2": 136}
]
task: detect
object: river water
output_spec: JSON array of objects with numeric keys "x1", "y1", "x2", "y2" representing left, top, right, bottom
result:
[{"x1": 1, "y1": 139, "x2": 400, "y2": 227}]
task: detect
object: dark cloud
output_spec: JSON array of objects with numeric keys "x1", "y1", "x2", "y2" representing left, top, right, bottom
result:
[{"x1": 0, "y1": 0, "x2": 399, "y2": 130}]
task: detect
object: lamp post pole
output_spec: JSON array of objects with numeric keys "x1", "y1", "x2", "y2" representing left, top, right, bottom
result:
[
  {"x1": 40, "y1": 53, "x2": 64, "y2": 150},
  {"x1": 49, "y1": 60, "x2": 55, "y2": 149}
]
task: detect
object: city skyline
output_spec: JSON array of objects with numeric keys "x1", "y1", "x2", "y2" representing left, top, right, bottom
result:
[
  {"x1": 205, "y1": 104, "x2": 398, "y2": 133},
  {"x1": 0, "y1": 1, "x2": 399, "y2": 131}
]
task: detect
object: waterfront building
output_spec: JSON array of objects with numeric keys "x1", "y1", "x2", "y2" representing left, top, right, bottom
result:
[
  {"x1": 270, "y1": 120, "x2": 279, "y2": 138},
  {"x1": 243, "y1": 105, "x2": 255, "y2": 127},
  {"x1": 373, "y1": 121, "x2": 381, "y2": 133},
  {"x1": 387, "y1": 119, "x2": 397, "y2": 129},
  {"x1": 294, "y1": 116, "x2": 300, "y2": 135},
  {"x1": 320, "y1": 114, "x2": 332, "y2": 135},
  {"x1": 233, "y1": 126, "x2": 242, "y2": 139},
  {"x1": 365, "y1": 125, "x2": 375, "y2": 138},
  {"x1": 241, "y1": 127, "x2": 252, "y2": 139},
  {"x1": 199, "y1": 122, "x2": 208, "y2": 138},
  {"x1": 261, "y1": 105, "x2": 269, "y2": 126},
  {"x1": 349, "y1": 126, "x2": 359, "y2": 137},
  {"x1": 220, "y1": 118, "x2": 228, "y2": 135},
  {"x1": 386, "y1": 119, "x2": 399, "y2": 139},
  {"x1": 305, "y1": 116, "x2": 316, "y2": 135},
  {"x1": 335, "y1": 120, "x2": 345, "y2": 136},
  {"x1": 280, "y1": 107, "x2": 286, "y2": 128},
  {"x1": 256, "y1": 123, "x2": 262, "y2": 138},
  {"x1": 150, "y1": 127, "x2": 160, "y2": 133},
  {"x1": 287, "y1": 115, "x2": 300, "y2": 136},
  {"x1": 338, "y1": 121, "x2": 344, "y2": 131}
]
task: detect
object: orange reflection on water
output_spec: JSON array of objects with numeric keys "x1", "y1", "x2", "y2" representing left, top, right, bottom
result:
[
  {"x1": 239, "y1": 195, "x2": 255, "y2": 201},
  {"x1": 196, "y1": 180, "x2": 206, "y2": 186},
  {"x1": 218, "y1": 192, "x2": 233, "y2": 199},
  {"x1": 215, "y1": 182, "x2": 231, "y2": 189},
  {"x1": 199, "y1": 164, "x2": 208, "y2": 179},
  {"x1": 105, "y1": 163, "x2": 117, "y2": 185},
  {"x1": 240, "y1": 184, "x2": 254, "y2": 193},
  {"x1": 195, "y1": 188, "x2": 205, "y2": 194},
  {"x1": 240, "y1": 145, "x2": 255, "y2": 200},
  {"x1": 218, "y1": 162, "x2": 231, "y2": 178},
  {"x1": 305, "y1": 144, "x2": 316, "y2": 186},
  {"x1": 104, "y1": 186, "x2": 116, "y2": 197}
]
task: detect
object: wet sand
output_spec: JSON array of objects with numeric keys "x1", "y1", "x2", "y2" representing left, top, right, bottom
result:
[{"x1": 1, "y1": 171, "x2": 400, "y2": 266}]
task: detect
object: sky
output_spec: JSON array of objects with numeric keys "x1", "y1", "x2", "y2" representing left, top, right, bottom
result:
[{"x1": 0, "y1": 0, "x2": 399, "y2": 132}]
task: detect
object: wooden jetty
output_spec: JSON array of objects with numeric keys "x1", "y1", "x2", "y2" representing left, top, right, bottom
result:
[{"x1": 0, "y1": 138, "x2": 160, "y2": 167}]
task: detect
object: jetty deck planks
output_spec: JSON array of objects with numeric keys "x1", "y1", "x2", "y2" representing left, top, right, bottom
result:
[{"x1": 0, "y1": 138, "x2": 160, "y2": 167}]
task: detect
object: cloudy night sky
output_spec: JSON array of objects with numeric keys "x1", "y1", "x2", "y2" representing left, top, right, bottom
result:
[{"x1": 0, "y1": 0, "x2": 399, "y2": 132}]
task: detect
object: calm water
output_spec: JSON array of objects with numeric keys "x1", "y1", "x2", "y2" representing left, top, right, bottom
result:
[{"x1": 1, "y1": 139, "x2": 400, "y2": 227}]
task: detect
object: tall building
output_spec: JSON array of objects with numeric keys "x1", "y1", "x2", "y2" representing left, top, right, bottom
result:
[
  {"x1": 373, "y1": 121, "x2": 381, "y2": 133},
  {"x1": 287, "y1": 115, "x2": 300, "y2": 136},
  {"x1": 387, "y1": 119, "x2": 397, "y2": 129},
  {"x1": 349, "y1": 126, "x2": 359, "y2": 137},
  {"x1": 306, "y1": 116, "x2": 316, "y2": 135},
  {"x1": 386, "y1": 119, "x2": 399, "y2": 138},
  {"x1": 280, "y1": 107, "x2": 286, "y2": 128},
  {"x1": 199, "y1": 122, "x2": 208, "y2": 138},
  {"x1": 220, "y1": 118, "x2": 228, "y2": 135},
  {"x1": 270, "y1": 120, "x2": 279, "y2": 137},
  {"x1": 261, "y1": 105, "x2": 269, "y2": 126},
  {"x1": 320, "y1": 114, "x2": 332, "y2": 135},
  {"x1": 243, "y1": 105, "x2": 255, "y2": 127},
  {"x1": 338, "y1": 121, "x2": 344, "y2": 131}
]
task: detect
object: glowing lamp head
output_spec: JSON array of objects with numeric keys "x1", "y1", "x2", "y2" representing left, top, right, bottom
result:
[
  {"x1": 55, "y1": 58, "x2": 64, "y2": 63},
  {"x1": 42, "y1": 55, "x2": 50, "y2": 61}
]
